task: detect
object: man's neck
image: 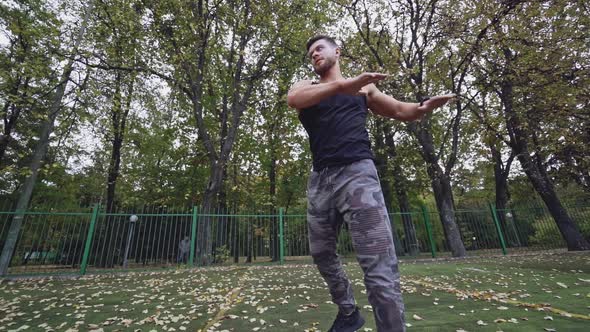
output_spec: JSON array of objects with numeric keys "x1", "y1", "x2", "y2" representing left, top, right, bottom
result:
[{"x1": 318, "y1": 63, "x2": 344, "y2": 83}]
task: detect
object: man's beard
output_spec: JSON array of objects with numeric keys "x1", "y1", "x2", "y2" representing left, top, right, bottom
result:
[{"x1": 313, "y1": 57, "x2": 336, "y2": 76}]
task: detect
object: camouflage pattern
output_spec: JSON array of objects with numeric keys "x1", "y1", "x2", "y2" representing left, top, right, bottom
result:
[{"x1": 307, "y1": 159, "x2": 405, "y2": 332}]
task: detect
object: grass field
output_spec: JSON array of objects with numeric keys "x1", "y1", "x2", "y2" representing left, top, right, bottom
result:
[{"x1": 1, "y1": 252, "x2": 589, "y2": 331}]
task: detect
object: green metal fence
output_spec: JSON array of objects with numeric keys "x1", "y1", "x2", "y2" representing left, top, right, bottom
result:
[
  {"x1": 0, "y1": 209, "x2": 94, "y2": 276},
  {"x1": 0, "y1": 203, "x2": 588, "y2": 276}
]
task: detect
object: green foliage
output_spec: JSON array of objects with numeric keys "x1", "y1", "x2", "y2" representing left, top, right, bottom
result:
[
  {"x1": 0, "y1": 0, "x2": 62, "y2": 192},
  {"x1": 213, "y1": 245, "x2": 230, "y2": 264},
  {"x1": 528, "y1": 206, "x2": 590, "y2": 248},
  {"x1": 528, "y1": 218, "x2": 566, "y2": 248},
  {"x1": 0, "y1": 0, "x2": 587, "y2": 250}
]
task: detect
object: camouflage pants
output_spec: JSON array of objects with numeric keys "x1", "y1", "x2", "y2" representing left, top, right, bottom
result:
[{"x1": 307, "y1": 159, "x2": 405, "y2": 332}]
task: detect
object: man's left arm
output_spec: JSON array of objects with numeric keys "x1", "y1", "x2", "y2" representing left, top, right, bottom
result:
[{"x1": 365, "y1": 84, "x2": 455, "y2": 121}]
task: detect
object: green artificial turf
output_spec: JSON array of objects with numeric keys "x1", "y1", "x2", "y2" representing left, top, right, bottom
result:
[{"x1": 0, "y1": 252, "x2": 588, "y2": 331}]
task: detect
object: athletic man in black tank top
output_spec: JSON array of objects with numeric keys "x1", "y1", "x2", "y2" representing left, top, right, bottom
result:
[{"x1": 287, "y1": 35, "x2": 455, "y2": 332}]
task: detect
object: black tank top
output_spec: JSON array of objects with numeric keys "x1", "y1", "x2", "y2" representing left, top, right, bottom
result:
[{"x1": 298, "y1": 93, "x2": 374, "y2": 170}]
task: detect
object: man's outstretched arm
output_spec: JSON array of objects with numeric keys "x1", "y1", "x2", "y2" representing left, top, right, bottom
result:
[
  {"x1": 366, "y1": 85, "x2": 455, "y2": 121},
  {"x1": 287, "y1": 80, "x2": 342, "y2": 110},
  {"x1": 287, "y1": 73, "x2": 388, "y2": 110}
]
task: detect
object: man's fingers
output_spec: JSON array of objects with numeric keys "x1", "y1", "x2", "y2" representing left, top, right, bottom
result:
[
  {"x1": 359, "y1": 72, "x2": 388, "y2": 84},
  {"x1": 431, "y1": 94, "x2": 455, "y2": 100},
  {"x1": 430, "y1": 94, "x2": 457, "y2": 104},
  {"x1": 345, "y1": 73, "x2": 388, "y2": 94},
  {"x1": 369, "y1": 73, "x2": 388, "y2": 82},
  {"x1": 441, "y1": 93, "x2": 456, "y2": 98},
  {"x1": 370, "y1": 73, "x2": 388, "y2": 78}
]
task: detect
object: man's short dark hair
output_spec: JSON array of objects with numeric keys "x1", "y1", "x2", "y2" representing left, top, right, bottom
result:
[{"x1": 306, "y1": 35, "x2": 338, "y2": 52}]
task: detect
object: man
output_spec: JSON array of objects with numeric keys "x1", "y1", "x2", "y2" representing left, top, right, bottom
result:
[
  {"x1": 178, "y1": 236, "x2": 190, "y2": 264},
  {"x1": 287, "y1": 35, "x2": 455, "y2": 332}
]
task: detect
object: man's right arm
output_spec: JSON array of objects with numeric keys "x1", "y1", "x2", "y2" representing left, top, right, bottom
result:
[
  {"x1": 287, "y1": 73, "x2": 388, "y2": 111},
  {"x1": 286, "y1": 80, "x2": 343, "y2": 110}
]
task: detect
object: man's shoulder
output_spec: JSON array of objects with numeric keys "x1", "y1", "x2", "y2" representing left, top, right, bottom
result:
[{"x1": 290, "y1": 79, "x2": 314, "y2": 90}]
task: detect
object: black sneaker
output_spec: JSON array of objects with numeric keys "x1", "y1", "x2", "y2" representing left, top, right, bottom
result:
[{"x1": 328, "y1": 306, "x2": 365, "y2": 332}]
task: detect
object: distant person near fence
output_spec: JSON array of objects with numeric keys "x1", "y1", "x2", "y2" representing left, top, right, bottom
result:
[{"x1": 178, "y1": 236, "x2": 190, "y2": 264}]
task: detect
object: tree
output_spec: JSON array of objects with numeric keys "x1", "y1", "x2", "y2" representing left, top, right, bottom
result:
[
  {"x1": 89, "y1": 0, "x2": 144, "y2": 213},
  {"x1": 339, "y1": 0, "x2": 468, "y2": 256},
  {"x1": 474, "y1": 0, "x2": 589, "y2": 250},
  {"x1": 146, "y1": 0, "x2": 330, "y2": 264},
  {"x1": 337, "y1": 2, "x2": 422, "y2": 255},
  {"x1": 465, "y1": 88, "x2": 517, "y2": 244},
  {"x1": 0, "y1": 1, "x2": 92, "y2": 275},
  {"x1": 0, "y1": 1, "x2": 60, "y2": 167},
  {"x1": 0, "y1": 1, "x2": 65, "y2": 204}
]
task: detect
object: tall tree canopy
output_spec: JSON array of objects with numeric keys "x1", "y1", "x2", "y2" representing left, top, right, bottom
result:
[{"x1": 1, "y1": 0, "x2": 589, "y2": 264}]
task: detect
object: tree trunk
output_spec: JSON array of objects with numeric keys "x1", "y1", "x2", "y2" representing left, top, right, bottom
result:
[
  {"x1": 231, "y1": 162, "x2": 240, "y2": 263},
  {"x1": 372, "y1": 119, "x2": 404, "y2": 256},
  {"x1": 394, "y1": 175, "x2": 418, "y2": 255},
  {"x1": 518, "y1": 152, "x2": 589, "y2": 250},
  {"x1": 232, "y1": 218, "x2": 239, "y2": 264},
  {"x1": 98, "y1": 72, "x2": 134, "y2": 268},
  {"x1": 494, "y1": 175, "x2": 510, "y2": 243},
  {"x1": 490, "y1": 144, "x2": 519, "y2": 246},
  {"x1": 246, "y1": 221, "x2": 253, "y2": 263},
  {"x1": 409, "y1": 121, "x2": 467, "y2": 257},
  {"x1": 196, "y1": 163, "x2": 224, "y2": 265},
  {"x1": 433, "y1": 169, "x2": 466, "y2": 256},
  {"x1": 214, "y1": 165, "x2": 228, "y2": 263},
  {"x1": 0, "y1": 5, "x2": 91, "y2": 275},
  {"x1": 500, "y1": 58, "x2": 589, "y2": 251},
  {"x1": 269, "y1": 152, "x2": 279, "y2": 262},
  {"x1": 106, "y1": 73, "x2": 129, "y2": 212},
  {"x1": 383, "y1": 127, "x2": 420, "y2": 255}
]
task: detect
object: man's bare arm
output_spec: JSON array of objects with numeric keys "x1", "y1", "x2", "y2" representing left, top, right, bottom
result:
[
  {"x1": 287, "y1": 73, "x2": 388, "y2": 111},
  {"x1": 287, "y1": 80, "x2": 343, "y2": 110},
  {"x1": 367, "y1": 85, "x2": 455, "y2": 121}
]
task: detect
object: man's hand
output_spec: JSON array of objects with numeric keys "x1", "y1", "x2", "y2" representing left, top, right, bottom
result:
[
  {"x1": 341, "y1": 72, "x2": 388, "y2": 95},
  {"x1": 417, "y1": 94, "x2": 457, "y2": 113}
]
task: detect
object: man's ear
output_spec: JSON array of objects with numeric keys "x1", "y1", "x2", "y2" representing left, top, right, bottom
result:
[{"x1": 335, "y1": 47, "x2": 341, "y2": 57}]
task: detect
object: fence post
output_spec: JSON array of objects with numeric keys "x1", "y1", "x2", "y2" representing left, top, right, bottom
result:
[
  {"x1": 421, "y1": 205, "x2": 436, "y2": 258},
  {"x1": 80, "y1": 203, "x2": 100, "y2": 275},
  {"x1": 189, "y1": 206, "x2": 198, "y2": 266},
  {"x1": 279, "y1": 208, "x2": 285, "y2": 265},
  {"x1": 489, "y1": 202, "x2": 508, "y2": 255}
]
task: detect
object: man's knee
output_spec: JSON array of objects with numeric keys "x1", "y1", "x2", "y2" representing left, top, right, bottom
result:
[
  {"x1": 311, "y1": 250, "x2": 338, "y2": 265},
  {"x1": 349, "y1": 206, "x2": 393, "y2": 255},
  {"x1": 358, "y1": 251, "x2": 399, "y2": 288}
]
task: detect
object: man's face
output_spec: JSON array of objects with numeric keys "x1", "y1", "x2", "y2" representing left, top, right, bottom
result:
[{"x1": 307, "y1": 39, "x2": 339, "y2": 76}]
